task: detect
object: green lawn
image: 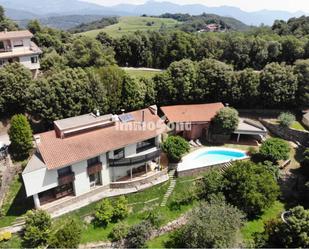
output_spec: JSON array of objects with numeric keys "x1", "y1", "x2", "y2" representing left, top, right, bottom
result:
[
  {"x1": 124, "y1": 69, "x2": 162, "y2": 79},
  {"x1": 0, "y1": 174, "x2": 33, "y2": 228},
  {"x1": 61, "y1": 176, "x2": 198, "y2": 244},
  {"x1": 290, "y1": 121, "x2": 307, "y2": 131},
  {"x1": 81, "y1": 16, "x2": 180, "y2": 38},
  {"x1": 241, "y1": 201, "x2": 284, "y2": 242}
]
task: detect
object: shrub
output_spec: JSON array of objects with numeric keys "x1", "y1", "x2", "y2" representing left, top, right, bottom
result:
[
  {"x1": 8, "y1": 114, "x2": 33, "y2": 160},
  {"x1": 169, "y1": 185, "x2": 197, "y2": 210},
  {"x1": 278, "y1": 112, "x2": 296, "y2": 127},
  {"x1": 22, "y1": 209, "x2": 52, "y2": 248},
  {"x1": 144, "y1": 210, "x2": 165, "y2": 228},
  {"x1": 108, "y1": 222, "x2": 129, "y2": 242},
  {"x1": 259, "y1": 160, "x2": 280, "y2": 180},
  {"x1": 48, "y1": 218, "x2": 82, "y2": 249},
  {"x1": 197, "y1": 170, "x2": 223, "y2": 200},
  {"x1": 259, "y1": 138, "x2": 290, "y2": 163},
  {"x1": 161, "y1": 136, "x2": 190, "y2": 162},
  {"x1": 0, "y1": 231, "x2": 11, "y2": 242},
  {"x1": 125, "y1": 221, "x2": 153, "y2": 248},
  {"x1": 165, "y1": 201, "x2": 244, "y2": 248},
  {"x1": 211, "y1": 107, "x2": 239, "y2": 135},
  {"x1": 94, "y1": 199, "x2": 113, "y2": 227},
  {"x1": 223, "y1": 161, "x2": 280, "y2": 217},
  {"x1": 112, "y1": 196, "x2": 129, "y2": 222}
]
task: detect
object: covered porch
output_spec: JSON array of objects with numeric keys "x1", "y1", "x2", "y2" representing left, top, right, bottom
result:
[{"x1": 233, "y1": 118, "x2": 267, "y2": 144}]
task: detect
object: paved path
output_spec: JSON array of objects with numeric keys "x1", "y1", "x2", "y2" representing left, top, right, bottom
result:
[{"x1": 160, "y1": 170, "x2": 176, "y2": 207}]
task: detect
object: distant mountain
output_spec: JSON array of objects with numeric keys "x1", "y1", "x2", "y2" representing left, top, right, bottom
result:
[
  {"x1": 5, "y1": 8, "x2": 40, "y2": 20},
  {"x1": 0, "y1": 0, "x2": 306, "y2": 26},
  {"x1": 109, "y1": 1, "x2": 305, "y2": 26},
  {"x1": 0, "y1": 0, "x2": 130, "y2": 17}
]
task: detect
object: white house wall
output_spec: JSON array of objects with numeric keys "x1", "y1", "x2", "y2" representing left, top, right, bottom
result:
[
  {"x1": 23, "y1": 167, "x2": 58, "y2": 197},
  {"x1": 19, "y1": 55, "x2": 40, "y2": 70},
  {"x1": 72, "y1": 161, "x2": 90, "y2": 196},
  {"x1": 100, "y1": 153, "x2": 111, "y2": 186}
]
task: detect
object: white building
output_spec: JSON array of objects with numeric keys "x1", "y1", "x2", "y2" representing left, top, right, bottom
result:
[
  {"x1": 22, "y1": 106, "x2": 168, "y2": 209},
  {"x1": 0, "y1": 30, "x2": 42, "y2": 77}
]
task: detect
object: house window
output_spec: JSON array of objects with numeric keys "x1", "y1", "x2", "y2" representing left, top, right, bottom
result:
[
  {"x1": 114, "y1": 148, "x2": 124, "y2": 160},
  {"x1": 137, "y1": 138, "x2": 156, "y2": 153},
  {"x1": 57, "y1": 166, "x2": 72, "y2": 177},
  {"x1": 31, "y1": 56, "x2": 38, "y2": 64},
  {"x1": 13, "y1": 40, "x2": 23, "y2": 47},
  {"x1": 87, "y1": 156, "x2": 99, "y2": 166}
]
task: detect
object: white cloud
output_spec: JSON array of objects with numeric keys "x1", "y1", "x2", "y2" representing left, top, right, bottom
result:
[{"x1": 82, "y1": 0, "x2": 309, "y2": 12}]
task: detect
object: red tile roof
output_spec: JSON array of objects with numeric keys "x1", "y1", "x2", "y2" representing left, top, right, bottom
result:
[
  {"x1": 37, "y1": 108, "x2": 168, "y2": 170},
  {"x1": 160, "y1": 103, "x2": 224, "y2": 123}
]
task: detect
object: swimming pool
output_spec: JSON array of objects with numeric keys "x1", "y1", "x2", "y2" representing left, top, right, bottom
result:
[{"x1": 177, "y1": 147, "x2": 248, "y2": 172}]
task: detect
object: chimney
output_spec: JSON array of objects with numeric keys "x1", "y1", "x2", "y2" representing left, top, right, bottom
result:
[
  {"x1": 34, "y1": 135, "x2": 41, "y2": 151},
  {"x1": 96, "y1": 109, "x2": 100, "y2": 117},
  {"x1": 141, "y1": 110, "x2": 145, "y2": 126}
]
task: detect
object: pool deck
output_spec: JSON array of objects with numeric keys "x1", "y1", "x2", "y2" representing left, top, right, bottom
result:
[{"x1": 177, "y1": 147, "x2": 249, "y2": 173}]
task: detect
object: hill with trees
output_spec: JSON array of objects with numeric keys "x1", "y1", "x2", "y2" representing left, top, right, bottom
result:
[
  {"x1": 160, "y1": 13, "x2": 250, "y2": 31},
  {"x1": 69, "y1": 16, "x2": 118, "y2": 33}
]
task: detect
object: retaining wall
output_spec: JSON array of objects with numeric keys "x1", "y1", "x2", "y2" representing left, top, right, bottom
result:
[
  {"x1": 260, "y1": 120, "x2": 309, "y2": 146},
  {"x1": 110, "y1": 169, "x2": 167, "y2": 189}
]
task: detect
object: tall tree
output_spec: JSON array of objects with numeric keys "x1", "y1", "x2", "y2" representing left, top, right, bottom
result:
[
  {"x1": 294, "y1": 59, "x2": 309, "y2": 107},
  {"x1": 223, "y1": 161, "x2": 280, "y2": 217},
  {"x1": 0, "y1": 63, "x2": 32, "y2": 115},
  {"x1": 27, "y1": 68, "x2": 93, "y2": 126},
  {"x1": 8, "y1": 114, "x2": 33, "y2": 160},
  {"x1": 65, "y1": 36, "x2": 115, "y2": 68},
  {"x1": 260, "y1": 63, "x2": 298, "y2": 107}
]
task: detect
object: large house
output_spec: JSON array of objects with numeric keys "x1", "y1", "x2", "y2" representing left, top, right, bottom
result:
[
  {"x1": 0, "y1": 30, "x2": 42, "y2": 77},
  {"x1": 22, "y1": 106, "x2": 168, "y2": 209}
]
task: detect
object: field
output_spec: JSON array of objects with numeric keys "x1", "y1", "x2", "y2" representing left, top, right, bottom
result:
[
  {"x1": 123, "y1": 68, "x2": 163, "y2": 79},
  {"x1": 81, "y1": 16, "x2": 180, "y2": 38}
]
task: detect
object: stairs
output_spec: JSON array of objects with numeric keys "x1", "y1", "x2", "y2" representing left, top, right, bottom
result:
[
  {"x1": 219, "y1": 161, "x2": 233, "y2": 173},
  {"x1": 160, "y1": 170, "x2": 176, "y2": 207}
]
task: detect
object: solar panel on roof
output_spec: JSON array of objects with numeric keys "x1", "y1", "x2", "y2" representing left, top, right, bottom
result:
[{"x1": 119, "y1": 113, "x2": 135, "y2": 122}]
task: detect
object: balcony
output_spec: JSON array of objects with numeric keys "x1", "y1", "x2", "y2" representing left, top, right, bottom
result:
[
  {"x1": 109, "y1": 148, "x2": 161, "y2": 167},
  {"x1": 58, "y1": 172, "x2": 75, "y2": 185},
  {"x1": 87, "y1": 162, "x2": 103, "y2": 175}
]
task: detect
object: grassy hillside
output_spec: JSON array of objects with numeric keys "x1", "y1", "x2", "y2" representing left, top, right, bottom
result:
[
  {"x1": 81, "y1": 16, "x2": 180, "y2": 38},
  {"x1": 123, "y1": 68, "x2": 162, "y2": 79}
]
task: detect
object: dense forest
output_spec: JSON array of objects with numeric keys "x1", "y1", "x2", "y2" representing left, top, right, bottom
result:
[{"x1": 0, "y1": 7, "x2": 308, "y2": 131}]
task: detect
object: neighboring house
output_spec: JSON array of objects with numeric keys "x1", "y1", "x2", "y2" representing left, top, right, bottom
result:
[
  {"x1": 160, "y1": 102, "x2": 224, "y2": 140},
  {"x1": 0, "y1": 29, "x2": 42, "y2": 77},
  {"x1": 22, "y1": 106, "x2": 168, "y2": 209}
]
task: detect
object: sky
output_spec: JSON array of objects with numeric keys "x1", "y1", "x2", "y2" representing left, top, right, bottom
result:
[{"x1": 82, "y1": 0, "x2": 308, "y2": 12}]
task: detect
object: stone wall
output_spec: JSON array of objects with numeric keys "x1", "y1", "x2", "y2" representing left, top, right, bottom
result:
[{"x1": 260, "y1": 120, "x2": 309, "y2": 146}]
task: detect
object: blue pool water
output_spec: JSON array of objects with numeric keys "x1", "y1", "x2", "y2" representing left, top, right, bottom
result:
[{"x1": 193, "y1": 149, "x2": 246, "y2": 165}]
